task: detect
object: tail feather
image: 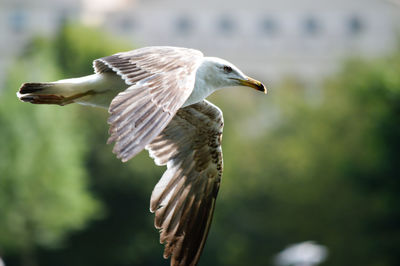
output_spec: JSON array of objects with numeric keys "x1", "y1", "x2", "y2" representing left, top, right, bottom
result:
[
  {"x1": 17, "y1": 82, "x2": 95, "y2": 106},
  {"x1": 19, "y1": 94, "x2": 69, "y2": 105},
  {"x1": 19, "y1": 82, "x2": 55, "y2": 94},
  {"x1": 17, "y1": 73, "x2": 127, "y2": 108}
]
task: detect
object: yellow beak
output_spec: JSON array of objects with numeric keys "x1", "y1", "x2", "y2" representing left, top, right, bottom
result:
[{"x1": 238, "y1": 77, "x2": 267, "y2": 94}]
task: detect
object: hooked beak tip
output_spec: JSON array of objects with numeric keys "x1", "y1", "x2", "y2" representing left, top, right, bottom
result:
[{"x1": 239, "y1": 77, "x2": 267, "y2": 94}]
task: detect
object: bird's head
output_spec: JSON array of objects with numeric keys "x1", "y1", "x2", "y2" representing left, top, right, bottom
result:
[{"x1": 200, "y1": 57, "x2": 267, "y2": 94}]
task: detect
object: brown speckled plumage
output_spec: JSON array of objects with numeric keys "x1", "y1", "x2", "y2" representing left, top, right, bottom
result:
[{"x1": 146, "y1": 100, "x2": 223, "y2": 266}]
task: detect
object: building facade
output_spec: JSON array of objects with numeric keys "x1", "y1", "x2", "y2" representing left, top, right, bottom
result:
[{"x1": 0, "y1": 0, "x2": 399, "y2": 86}]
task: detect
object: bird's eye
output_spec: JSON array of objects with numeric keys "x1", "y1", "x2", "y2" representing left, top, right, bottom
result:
[{"x1": 223, "y1": 65, "x2": 233, "y2": 73}]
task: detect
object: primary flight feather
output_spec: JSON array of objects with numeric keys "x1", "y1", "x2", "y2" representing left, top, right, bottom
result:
[{"x1": 17, "y1": 46, "x2": 266, "y2": 266}]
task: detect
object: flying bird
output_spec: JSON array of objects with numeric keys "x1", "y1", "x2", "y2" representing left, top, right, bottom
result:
[{"x1": 17, "y1": 46, "x2": 266, "y2": 266}]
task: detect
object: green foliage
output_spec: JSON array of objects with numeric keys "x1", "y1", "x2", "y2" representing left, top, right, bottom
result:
[
  {"x1": 54, "y1": 23, "x2": 130, "y2": 76},
  {"x1": 0, "y1": 37, "x2": 100, "y2": 256},
  {"x1": 206, "y1": 51, "x2": 400, "y2": 265}
]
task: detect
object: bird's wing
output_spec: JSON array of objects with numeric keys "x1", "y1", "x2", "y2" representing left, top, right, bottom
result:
[
  {"x1": 146, "y1": 100, "x2": 224, "y2": 266},
  {"x1": 93, "y1": 47, "x2": 204, "y2": 162}
]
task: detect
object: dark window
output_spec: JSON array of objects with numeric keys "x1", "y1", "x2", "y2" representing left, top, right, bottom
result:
[
  {"x1": 303, "y1": 16, "x2": 320, "y2": 36},
  {"x1": 348, "y1": 16, "x2": 363, "y2": 36},
  {"x1": 9, "y1": 10, "x2": 27, "y2": 33},
  {"x1": 218, "y1": 16, "x2": 235, "y2": 35},
  {"x1": 119, "y1": 17, "x2": 136, "y2": 32},
  {"x1": 175, "y1": 16, "x2": 193, "y2": 35},
  {"x1": 261, "y1": 18, "x2": 278, "y2": 36}
]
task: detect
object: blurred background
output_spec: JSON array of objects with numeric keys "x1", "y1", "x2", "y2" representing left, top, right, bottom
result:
[{"x1": 0, "y1": 0, "x2": 400, "y2": 265}]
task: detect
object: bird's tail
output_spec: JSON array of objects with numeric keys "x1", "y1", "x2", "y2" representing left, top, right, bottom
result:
[{"x1": 17, "y1": 82, "x2": 95, "y2": 106}]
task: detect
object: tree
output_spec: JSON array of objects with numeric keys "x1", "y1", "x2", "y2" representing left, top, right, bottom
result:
[
  {"x1": 208, "y1": 50, "x2": 400, "y2": 265},
  {"x1": 0, "y1": 37, "x2": 100, "y2": 266}
]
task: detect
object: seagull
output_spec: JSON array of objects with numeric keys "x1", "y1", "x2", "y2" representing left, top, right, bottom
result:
[{"x1": 17, "y1": 46, "x2": 266, "y2": 266}]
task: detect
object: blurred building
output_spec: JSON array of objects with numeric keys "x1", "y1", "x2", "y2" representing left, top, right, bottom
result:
[
  {"x1": 1, "y1": 0, "x2": 399, "y2": 86},
  {"x1": 0, "y1": 0, "x2": 79, "y2": 85},
  {"x1": 104, "y1": 0, "x2": 400, "y2": 81}
]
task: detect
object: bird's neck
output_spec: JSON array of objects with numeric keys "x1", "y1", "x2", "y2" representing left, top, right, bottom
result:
[
  {"x1": 182, "y1": 77, "x2": 215, "y2": 108},
  {"x1": 182, "y1": 60, "x2": 222, "y2": 107}
]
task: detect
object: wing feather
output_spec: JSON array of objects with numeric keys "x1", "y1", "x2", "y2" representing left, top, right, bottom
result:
[
  {"x1": 94, "y1": 47, "x2": 204, "y2": 162},
  {"x1": 146, "y1": 100, "x2": 224, "y2": 266}
]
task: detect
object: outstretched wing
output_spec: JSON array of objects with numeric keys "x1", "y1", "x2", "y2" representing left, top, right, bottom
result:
[
  {"x1": 146, "y1": 100, "x2": 224, "y2": 266},
  {"x1": 93, "y1": 47, "x2": 204, "y2": 162}
]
